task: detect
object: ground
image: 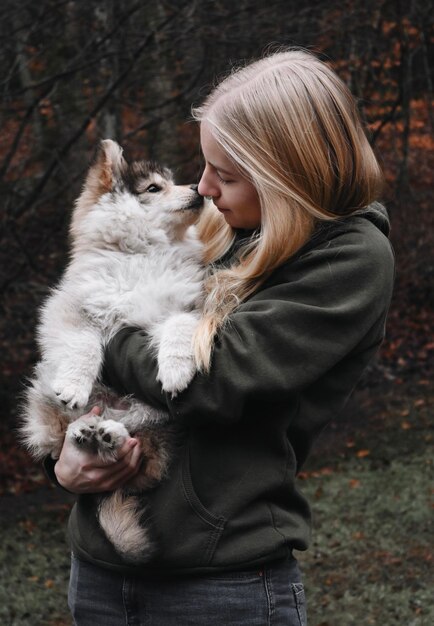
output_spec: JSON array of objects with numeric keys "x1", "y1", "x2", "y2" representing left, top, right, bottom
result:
[
  {"x1": 296, "y1": 379, "x2": 433, "y2": 626},
  {"x1": 0, "y1": 375, "x2": 432, "y2": 626}
]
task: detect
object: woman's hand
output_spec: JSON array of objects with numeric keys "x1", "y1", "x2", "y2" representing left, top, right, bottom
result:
[{"x1": 54, "y1": 407, "x2": 143, "y2": 494}]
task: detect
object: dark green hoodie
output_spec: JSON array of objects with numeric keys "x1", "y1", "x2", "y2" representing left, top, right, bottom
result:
[{"x1": 63, "y1": 204, "x2": 395, "y2": 576}]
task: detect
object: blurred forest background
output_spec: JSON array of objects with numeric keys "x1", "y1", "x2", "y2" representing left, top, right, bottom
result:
[{"x1": 0, "y1": 0, "x2": 433, "y2": 624}]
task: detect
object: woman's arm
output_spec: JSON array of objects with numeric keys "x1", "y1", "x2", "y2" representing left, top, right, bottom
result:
[{"x1": 104, "y1": 218, "x2": 395, "y2": 428}]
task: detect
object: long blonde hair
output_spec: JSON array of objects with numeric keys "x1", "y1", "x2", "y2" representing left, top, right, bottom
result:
[{"x1": 192, "y1": 49, "x2": 383, "y2": 371}]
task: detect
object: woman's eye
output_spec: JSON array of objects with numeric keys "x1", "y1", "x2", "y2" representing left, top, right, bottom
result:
[
  {"x1": 146, "y1": 184, "x2": 162, "y2": 193},
  {"x1": 216, "y1": 172, "x2": 232, "y2": 185}
]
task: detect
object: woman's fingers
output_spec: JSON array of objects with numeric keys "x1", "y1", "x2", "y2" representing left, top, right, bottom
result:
[
  {"x1": 116, "y1": 437, "x2": 140, "y2": 461},
  {"x1": 98, "y1": 466, "x2": 143, "y2": 492},
  {"x1": 89, "y1": 442, "x2": 143, "y2": 491},
  {"x1": 80, "y1": 437, "x2": 139, "y2": 470},
  {"x1": 55, "y1": 413, "x2": 143, "y2": 492}
]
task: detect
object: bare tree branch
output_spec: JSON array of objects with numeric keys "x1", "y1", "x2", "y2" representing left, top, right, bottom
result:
[{"x1": 8, "y1": 3, "x2": 191, "y2": 220}]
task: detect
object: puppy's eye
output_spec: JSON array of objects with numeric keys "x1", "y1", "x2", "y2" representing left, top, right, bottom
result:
[{"x1": 146, "y1": 184, "x2": 162, "y2": 193}]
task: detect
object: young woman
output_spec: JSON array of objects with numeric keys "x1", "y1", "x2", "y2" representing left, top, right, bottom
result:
[{"x1": 50, "y1": 49, "x2": 394, "y2": 625}]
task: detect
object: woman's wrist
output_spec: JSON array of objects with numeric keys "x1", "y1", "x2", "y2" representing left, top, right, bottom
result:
[
  {"x1": 53, "y1": 456, "x2": 76, "y2": 492},
  {"x1": 42, "y1": 454, "x2": 74, "y2": 493}
]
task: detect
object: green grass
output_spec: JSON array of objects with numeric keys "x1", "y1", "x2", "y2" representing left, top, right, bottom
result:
[
  {"x1": 296, "y1": 452, "x2": 433, "y2": 625},
  {"x1": 0, "y1": 506, "x2": 71, "y2": 626},
  {"x1": 0, "y1": 382, "x2": 432, "y2": 625},
  {"x1": 296, "y1": 383, "x2": 433, "y2": 625}
]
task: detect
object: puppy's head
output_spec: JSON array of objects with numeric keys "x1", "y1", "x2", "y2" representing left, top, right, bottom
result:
[
  {"x1": 123, "y1": 160, "x2": 203, "y2": 229},
  {"x1": 71, "y1": 140, "x2": 204, "y2": 251}
]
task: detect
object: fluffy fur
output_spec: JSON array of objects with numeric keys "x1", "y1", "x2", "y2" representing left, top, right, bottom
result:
[{"x1": 20, "y1": 139, "x2": 205, "y2": 562}]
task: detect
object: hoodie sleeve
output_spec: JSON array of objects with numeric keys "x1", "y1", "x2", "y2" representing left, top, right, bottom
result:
[{"x1": 103, "y1": 217, "x2": 394, "y2": 427}]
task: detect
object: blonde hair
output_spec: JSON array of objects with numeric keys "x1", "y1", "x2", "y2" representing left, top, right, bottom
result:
[{"x1": 192, "y1": 49, "x2": 383, "y2": 370}]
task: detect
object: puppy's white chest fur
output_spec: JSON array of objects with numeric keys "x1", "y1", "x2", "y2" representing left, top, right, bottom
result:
[{"x1": 63, "y1": 231, "x2": 204, "y2": 335}]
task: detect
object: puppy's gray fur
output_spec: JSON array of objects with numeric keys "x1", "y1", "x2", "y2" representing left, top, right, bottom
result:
[{"x1": 20, "y1": 140, "x2": 205, "y2": 562}]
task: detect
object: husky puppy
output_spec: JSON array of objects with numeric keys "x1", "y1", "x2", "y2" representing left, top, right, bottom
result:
[{"x1": 21, "y1": 139, "x2": 205, "y2": 562}]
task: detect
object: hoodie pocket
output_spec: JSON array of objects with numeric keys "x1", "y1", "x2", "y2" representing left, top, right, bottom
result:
[
  {"x1": 181, "y1": 446, "x2": 227, "y2": 565},
  {"x1": 144, "y1": 443, "x2": 227, "y2": 569}
]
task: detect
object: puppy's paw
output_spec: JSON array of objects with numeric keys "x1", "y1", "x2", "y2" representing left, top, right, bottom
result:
[
  {"x1": 52, "y1": 377, "x2": 92, "y2": 410},
  {"x1": 66, "y1": 414, "x2": 102, "y2": 448},
  {"x1": 157, "y1": 355, "x2": 196, "y2": 395},
  {"x1": 156, "y1": 312, "x2": 199, "y2": 395},
  {"x1": 94, "y1": 420, "x2": 130, "y2": 462}
]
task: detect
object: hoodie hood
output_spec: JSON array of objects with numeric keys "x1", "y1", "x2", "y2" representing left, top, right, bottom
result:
[
  {"x1": 353, "y1": 201, "x2": 390, "y2": 236},
  {"x1": 216, "y1": 202, "x2": 391, "y2": 270}
]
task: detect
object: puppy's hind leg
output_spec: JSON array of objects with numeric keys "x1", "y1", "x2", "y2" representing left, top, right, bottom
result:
[{"x1": 20, "y1": 367, "x2": 70, "y2": 460}]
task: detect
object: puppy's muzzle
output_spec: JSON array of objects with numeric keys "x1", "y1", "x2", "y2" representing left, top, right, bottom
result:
[{"x1": 185, "y1": 187, "x2": 204, "y2": 212}]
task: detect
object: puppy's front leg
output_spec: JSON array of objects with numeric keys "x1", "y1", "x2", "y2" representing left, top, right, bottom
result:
[
  {"x1": 155, "y1": 312, "x2": 199, "y2": 395},
  {"x1": 38, "y1": 295, "x2": 104, "y2": 410},
  {"x1": 50, "y1": 326, "x2": 103, "y2": 409}
]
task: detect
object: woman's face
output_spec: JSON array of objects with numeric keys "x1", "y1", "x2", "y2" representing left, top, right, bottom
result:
[{"x1": 198, "y1": 122, "x2": 262, "y2": 229}]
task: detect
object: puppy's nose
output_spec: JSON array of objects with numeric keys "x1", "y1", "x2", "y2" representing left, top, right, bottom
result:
[{"x1": 190, "y1": 184, "x2": 199, "y2": 192}]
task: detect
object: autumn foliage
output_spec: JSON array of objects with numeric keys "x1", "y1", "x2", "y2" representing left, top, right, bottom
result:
[{"x1": 0, "y1": 0, "x2": 432, "y2": 493}]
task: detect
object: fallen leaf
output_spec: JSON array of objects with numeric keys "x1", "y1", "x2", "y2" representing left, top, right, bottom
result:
[
  {"x1": 349, "y1": 479, "x2": 361, "y2": 488},
  {"x1": 352, "y1": 531, "x2": 365, "y2": 540},
  {"x1": 356, "y1": 449, "x2": 370, "y2": 458},
  {"x1": 19, "y1": 519, "x2": 36, "y2": 534},
  {"x1": 314, "y1": 486, "x2": 323, "y2": 499},
  {"x1": 320, "y1": 467, "x2": 334, "y2": 475}
]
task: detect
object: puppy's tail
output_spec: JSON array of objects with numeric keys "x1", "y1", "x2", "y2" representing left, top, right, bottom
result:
[{"x1": 98, "y1": 491, "x2": 154, "y2": 563}]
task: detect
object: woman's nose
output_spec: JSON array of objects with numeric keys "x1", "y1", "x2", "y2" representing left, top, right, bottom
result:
[
  {"x1": 198, "y1": 171, "x2": 218, "y2": 198},
  {"x1": 197, "y1": 178, "x2": 207, "y2": 197}
]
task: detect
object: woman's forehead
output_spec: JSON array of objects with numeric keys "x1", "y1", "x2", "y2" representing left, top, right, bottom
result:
[{"x1": 200, "y1": 122, "x2": 238, "y2": 174}]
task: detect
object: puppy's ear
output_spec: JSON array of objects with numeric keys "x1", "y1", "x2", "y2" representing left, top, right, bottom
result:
[
  {"x1": 83, "y1": 139, "x2": 127, "y2": 201},
  {"x1": 95, "y1": 139, "x2": 126, "y2": 191},
  {"x1": 73, "y1": 140, "x2": 127, "y2": 232}
]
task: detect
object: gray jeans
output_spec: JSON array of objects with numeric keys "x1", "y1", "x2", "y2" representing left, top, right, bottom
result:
[{"x1": 68, "y1": 553, "x2": 307, "y2": 625}]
